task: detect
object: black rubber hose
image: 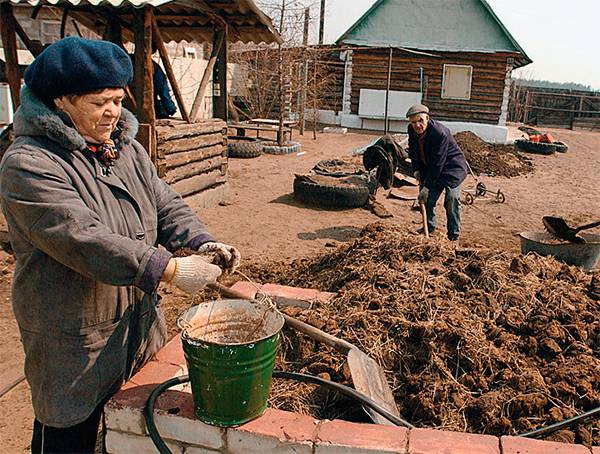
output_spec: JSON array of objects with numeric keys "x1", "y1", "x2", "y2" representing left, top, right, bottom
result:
[
  {"x1": 272, "y1": 370, "x2": 415, "y2": 428},
  {"x1": 518, "y1": 405, "x2": 600, "y2": 438},
  {"x1": 143, "y1": 370, "x2": 414, "y2": 453},
  {"x1": 143, "y1": 374, "x2": 190, "y2": 454}
]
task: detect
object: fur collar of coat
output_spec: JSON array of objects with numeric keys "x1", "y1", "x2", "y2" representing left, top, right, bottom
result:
[{"x1": 13, "y1": 86, "x2": 139, "y2": 151}]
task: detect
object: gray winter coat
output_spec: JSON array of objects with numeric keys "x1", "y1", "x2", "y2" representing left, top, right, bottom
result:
[{"x1": 0, "y1": 86, "x2": 214, "y2": 427}]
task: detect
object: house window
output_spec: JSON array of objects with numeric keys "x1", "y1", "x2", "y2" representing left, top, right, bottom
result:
[
  {"x1": 184, "y1": 46, "x2": 197, "y2": 59},
  {"x1": 40, "y1": 21, "x2": 61, "y2": 45},
  {"x1": 442, "y1": 64, "x2": 472, "y2": 100}
]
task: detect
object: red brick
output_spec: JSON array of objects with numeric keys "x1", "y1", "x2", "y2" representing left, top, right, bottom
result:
[
  {"x1": 232, "y1": 407, "x2": 318, "y2": 443},
  {"x1": 409, "y1": 428, "x2": 499, "y2": 454},
  {"x1": 316, "y1": 419, "x2": 408, "y2": 452},
  {"x1": 154, "y1": 335, "x2": 186, "y2": 368},
  {"x1": 260, "y1": 283, "x2": 335, "y2": 303},
  {"x1": 129, "y1": 361, "x2": 184, "y2": 387},
  {"x1": 501, "y1": 436, "x2": 590, "y2": 454},
  {"x1": 231, "y1": 281, "x2": 259, "y2": 298}
]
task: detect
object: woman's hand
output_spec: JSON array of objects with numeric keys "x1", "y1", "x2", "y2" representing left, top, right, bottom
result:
[
  {"x1": 197, "y1": 242, "x2": 241, "y2": 273},
  {"x1": 163, "y1": 256, "x2": 222, "y2": 294}
]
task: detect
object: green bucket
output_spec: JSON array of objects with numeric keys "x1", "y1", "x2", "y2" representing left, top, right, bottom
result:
[{"x1": 177, "y1": 299, "x2": 284, "y2": 427}]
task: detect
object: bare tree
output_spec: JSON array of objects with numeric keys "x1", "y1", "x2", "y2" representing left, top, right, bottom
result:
[{"x1": 230, "y1": 0, "x2": 339, "y2": 143}]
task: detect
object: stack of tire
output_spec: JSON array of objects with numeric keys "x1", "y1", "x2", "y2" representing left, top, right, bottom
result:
[
  {"x1": 514, "y1": 130, "x2": 569, "y2": 155},
  {"x1": 227, "y1": 137, "x2": 303, "y2": 158},
  {"x1": 293, "y1": 158, "x2": 377, "y2": 208}
]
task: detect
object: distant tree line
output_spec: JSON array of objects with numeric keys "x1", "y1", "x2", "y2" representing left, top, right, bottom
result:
[{"x1": 513, "y1": 78, "x2": 596, "y2": 93}]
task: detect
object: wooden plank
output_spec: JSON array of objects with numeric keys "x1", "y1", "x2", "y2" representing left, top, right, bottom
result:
[
  {"x1": 165, "y1": 144, "x2": 224, "y2": 168},
  {"x1": 191, "y1": 29, "x2": 224, "y2": 121},
  {"x1": 171, "y1": 169, "x2": 227, "y2": 197},
  {"x1": 134, "y1": 7, "x2": 155, "y2": 125},
  {"x1": 157, "y1": 120, "x2": 226, "y2": 142},
  {"x1": 151, "y1": 14, "x2": 190, "y2": 123},
  {"x1": 161, "y1": 132, "x2": 224, "y2": 154},
  {"x1": 0, "y1": 3, "x2": 21, "y2": 108},
  {"x1": 164, "y1": 155, "x2": 227, "y2": 184}
]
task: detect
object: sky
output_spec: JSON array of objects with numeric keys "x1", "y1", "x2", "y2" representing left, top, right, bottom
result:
[{"x1": 309, "y1": 0, "x2": 600, "y2": 89}]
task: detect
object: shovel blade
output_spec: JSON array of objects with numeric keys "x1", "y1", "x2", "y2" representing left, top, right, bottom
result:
[{"x1": 347, "y1": 348, "x2": 400, "y2": 425}]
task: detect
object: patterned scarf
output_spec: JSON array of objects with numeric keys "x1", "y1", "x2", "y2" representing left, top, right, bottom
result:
[{"x1": 87, "y1": 138, "x2": 120, "y2": 168}]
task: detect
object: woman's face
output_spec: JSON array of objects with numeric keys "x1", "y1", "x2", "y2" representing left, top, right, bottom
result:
[{"x1": 54, "y1": 88, "x2": 125, "y2": 144}]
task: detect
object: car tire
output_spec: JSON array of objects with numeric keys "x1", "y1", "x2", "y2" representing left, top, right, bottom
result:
[
  {"x1": 263, "y1": 141, "x2": 301, "y2": 155},
  {"x1": 293, "y1": 175, "x2": 371, "y2": 208},
  {"x1": 553, "y1": 141, "x2": 568, "y2": 153},
  {"x1": 227, "y1": 136, "x2": 263, "y2": 158},
  {"x1": 514, "y1": 139, "x2": 557, "y2": 155}
]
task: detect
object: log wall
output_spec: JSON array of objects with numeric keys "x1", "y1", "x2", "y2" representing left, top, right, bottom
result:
[
  {"x1": 156, "y1": 119, "x2": 227, "y2": 198},
  {"x1": 348, "y1": 48, "x2": 517, "y2": 125}
]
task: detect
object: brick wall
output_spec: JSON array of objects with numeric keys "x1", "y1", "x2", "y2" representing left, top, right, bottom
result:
[{"x1": 105, "y1": 284, "x2": 597, "y2": 454}]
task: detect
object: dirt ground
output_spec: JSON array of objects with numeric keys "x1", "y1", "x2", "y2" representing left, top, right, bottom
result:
[{"x1": 0, "y1": 125, "x2": 599, "y2": 452}]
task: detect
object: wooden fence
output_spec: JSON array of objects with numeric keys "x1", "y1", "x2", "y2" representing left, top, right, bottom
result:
[{"x1": 509, "y1": 84, "x2": 600, "y2": 130}]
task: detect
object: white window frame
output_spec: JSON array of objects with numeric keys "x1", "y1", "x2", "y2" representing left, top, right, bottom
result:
[
  {"x1": 441, "y1": 64, "x2": 473, "y2": 100},
  {"x1": 183, "y1": 46, "x2": 197, "y2": 59}
]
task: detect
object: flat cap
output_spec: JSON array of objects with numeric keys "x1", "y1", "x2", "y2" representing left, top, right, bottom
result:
[
  {"x1": 24, "y1": 36, "x2": 133, "y2": 107},
  {"x1": 406, "y1": 103, "x2": 429, "y2": 118}
]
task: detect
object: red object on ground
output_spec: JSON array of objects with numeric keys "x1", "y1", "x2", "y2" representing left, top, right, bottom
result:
[
  {"x1": 539, "y1": 133, "x2": 555, "y2": 143},
  {"x1": 529, "y1": 135, "x2": 541, "y2": 142}
]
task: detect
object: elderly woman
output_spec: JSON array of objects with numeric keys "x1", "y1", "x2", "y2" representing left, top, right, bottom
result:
[{"x1": 0, "y1": 36, "x2": 240, "y2": 453}]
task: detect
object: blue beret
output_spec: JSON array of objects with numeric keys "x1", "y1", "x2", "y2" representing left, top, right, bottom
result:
[{"x1": 24, "y1": 36, "x2": 133, "y2": 106}]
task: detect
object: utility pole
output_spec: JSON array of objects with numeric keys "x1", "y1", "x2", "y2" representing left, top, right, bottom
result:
[
  {"x1": 318, "y1": 0, "x2": 325, "y2": 45},
  {"x1": 277, "y1": 0, "x2": 286, "y2": 145},
  {"x1": 299, "y1": 7, "x2": 309, "y2": 135}
]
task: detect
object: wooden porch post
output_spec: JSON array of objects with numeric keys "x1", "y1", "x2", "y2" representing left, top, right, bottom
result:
[
  {"x1": 151, "y1": 15, "x2": 190, "y2": 123},
  {"x1": 134, "y1": 6, "x2": 156, "y2": 160},
  {"x1": 212, "y1": 24, "x2": 228, "y2": 121},
  {"x1": 0, "y1": 3, "x2": 21, "y2": 108},
  {"x1": 190, "y1": 29, "x2": 224, "y2": 122}
]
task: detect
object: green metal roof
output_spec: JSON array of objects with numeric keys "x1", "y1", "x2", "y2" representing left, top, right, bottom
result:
[{"x1": 337, "y1": 0, "x2": 531, "y2": 68}]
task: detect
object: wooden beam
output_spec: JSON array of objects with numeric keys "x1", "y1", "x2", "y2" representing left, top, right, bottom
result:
[
  {"x1": 134, "y1": 6, "x2": 156, "y2": 159},
  {"x1": 0, "y1": 3, "x2": 21, "y2": 108},
  {"x1": 13, "y1": 15, "x2": 43, "y2": 56},
  {"x1": 102, "y1": 19, "x2": 137, "y2": 112},
  {"x1": 213, "y1": 25, "x2": 228, "y2": 121},
  {"x1": 151, "y1": 14, "x2": 190, "y2": 123},
  {"x1": 190, "y1": 29, "x2": 224, "y2": 121}
]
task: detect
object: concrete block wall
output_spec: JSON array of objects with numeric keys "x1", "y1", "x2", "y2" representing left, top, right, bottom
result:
[{"x1": 105, "y1": 284, "x2": 598, "y2": 454}]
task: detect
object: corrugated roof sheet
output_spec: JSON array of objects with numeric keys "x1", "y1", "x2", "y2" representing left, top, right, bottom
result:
[
  {"x1": 4, "y1": 0, "x2": 281, "y2": 44},
  {"x1": 337, "y1": 0, "x2": 531, "y2": 68}
]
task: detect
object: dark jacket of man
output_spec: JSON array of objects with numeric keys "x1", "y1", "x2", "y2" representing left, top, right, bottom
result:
[
  {"x1": 153, "y1": 62, "x2": 177, "y2": 119},
  {"x1": 408, "y1": 118, "x2": 467, "y2": 189},
  {"x1": 0, "y1": 86, "x2": 214, "y2": 427}
]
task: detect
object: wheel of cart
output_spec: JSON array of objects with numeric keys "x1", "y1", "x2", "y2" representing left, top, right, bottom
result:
[
  {"x1": 475, "y1": 182, "x2": 487, "y2": 196},
  {"x1": 496, "y1": 190, "x2": 506, "y2": 204},
  {"x1": 464, "y1": 192, "x2": 475, "y2": 205}
]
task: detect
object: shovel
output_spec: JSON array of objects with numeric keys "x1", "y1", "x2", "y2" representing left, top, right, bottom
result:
[
  {"x1": 209, "y1": 282, "x2": 402, "y2": 426},
  {"x1": 542, "y1": 216, "x2": 600, "y2": 244},
  {"x1": 420, "y1": 202, "x2": 429, "y2": 238}
]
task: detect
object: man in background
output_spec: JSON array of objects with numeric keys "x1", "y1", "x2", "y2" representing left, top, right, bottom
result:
[{"x1": 406, "y1": 104, "x2": 467, "y2": 242}]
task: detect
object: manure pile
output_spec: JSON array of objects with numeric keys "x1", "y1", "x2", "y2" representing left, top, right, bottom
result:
[
  {"x1": 454, "y1": 131, "x2": 533, "y2": 177},
  {"x1": 243, "y1": 223, "x2": 599, "y2": 445}
]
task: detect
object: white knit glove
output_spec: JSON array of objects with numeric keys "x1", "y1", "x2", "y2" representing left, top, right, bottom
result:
[
  {"x1": 172, "y1": 255, "x2": 222, "y2": 294},
  {"x1": 197, "y1": 242, "x2": 241, "y2": 273}
]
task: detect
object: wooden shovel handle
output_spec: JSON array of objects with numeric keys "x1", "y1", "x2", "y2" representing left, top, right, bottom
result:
[
  {"x1": 208, "y1": 282, "x2": 355, "y2": 353},
  {"x1": 576, "y1": 220, "x2": 600, "y2": 232},
  {"x1": 420, "y1": 203, "x2": 429, "y2": 238}
]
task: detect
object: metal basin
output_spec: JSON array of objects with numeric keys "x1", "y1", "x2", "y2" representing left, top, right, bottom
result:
[{"x1": 519, "y1": 231, "x2": 600, "y2": 271}]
